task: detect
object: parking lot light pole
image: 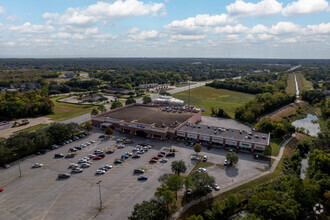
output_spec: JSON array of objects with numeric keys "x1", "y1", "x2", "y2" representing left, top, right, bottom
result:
[
  {"x1": 14, "y1": 153, "x2": 22, "y2": 177},
  {"x1": 97, "y1": 180, "x2": 103, "y2": 210}
]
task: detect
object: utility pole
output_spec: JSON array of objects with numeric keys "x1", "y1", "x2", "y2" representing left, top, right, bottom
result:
[
  {"x1": 188, "y1": 78, "x2": 190, "y2": 107},
  {"x1": 96, "y1": 180, "x2": 103, "y2": 210}
]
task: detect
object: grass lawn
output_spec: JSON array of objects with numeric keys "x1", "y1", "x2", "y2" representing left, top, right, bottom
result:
[
  {"x1": 286, "y1": 73, "x2": 296, "y2": 95},
  {"x1": 14, "y1": 124, "x2": 48, "y2": 133},
  {"x1": 270, "y1": 138, "x2": 282, "y2": 156},
  {"x1": 189, "y1": 161, "x2": 214, "y2": 176},
  {"x1": 47, "y1": 95, "x2": 94, "y2": 121},
  {"x1": 0, "y1": 137, "x2": 5, "y2": 141},
  {"x1": 172, "y1": 86, "x2": 255, "y2": 118},
  {"x1": 296, "y1": 73, "x2": 313, "y2": 92}
]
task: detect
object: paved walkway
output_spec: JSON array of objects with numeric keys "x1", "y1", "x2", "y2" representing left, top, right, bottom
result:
[{"x1": 170, "y1": 135, "x2": 294, "y2": 220}]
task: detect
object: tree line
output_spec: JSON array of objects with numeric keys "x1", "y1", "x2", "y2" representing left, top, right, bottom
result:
[
  {"x1": 235, "y1": 92, "x2": 295, "y2": 123},
  {"x1": 0, "y1": 122, "x2": 84, "y2": 166},
  {"x1": 0, "y1": 90, "x2": 54, "y2": 121}
]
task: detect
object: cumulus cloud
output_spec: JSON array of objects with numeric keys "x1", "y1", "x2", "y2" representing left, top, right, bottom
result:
[
  {"x1": 226, "y1": 34, "x2": 239, "y2": 40},
  {"x1": 258, "y1": 33, "x2": 276, "y2": 40},
  {"x1": 282, "y1": 0, "x2": 329, "y2": 16},
  {"x1": 281, "y1": 38, "x2": 297, "y2": 43},
  {"x1": 226, "y1": 0, "x2": 282, "y2": 17},
  {"x1": 0, "y1": 6, "x2": 4, "y2": 14},
  {"x1": 269, "y1": 22, "x2": 301, "y2": 34},
  {"x1": 8, "y1": 22, "x2": 55, "y2": 34},
  {"x1": 44, "y1": 0, "x2": 165, "y2": 27},
  {"x1": 6, "y1": 15, "x2": 21, "y2": 22},
  {"x1": 214, "y1": 24, "x2": 249, "y2": 34},
  {"x1": 129, "y1": 30, "x2": 165, "y2": 41},
  {"x1": 304, "y1": 23, "x2": 330, "y2": 34},
  {"x1": 170, "y1": 34, "x2": 206, "y2": 41},
  {"x1": 164, "y1": 14, "x2": 234, "y2": 35},
  {"x1": 250, "y1": 24, "x2": 269, "y2": 33}
]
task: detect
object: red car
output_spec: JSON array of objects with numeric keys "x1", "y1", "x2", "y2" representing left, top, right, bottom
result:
[
  {"x1": 149, "y1": 159, "x2": 157, "y2": 163},
  {"x1": 152, "y1": 156, "x2": 159, "y2": 160},
  {"x1": 0, "y1": 188, "x2": 3, "y2": 192},
  {"x1": 157, "y1": 154, "x2": 164, "y2": 158},
  {"x1": 93, "y1": 156, "x2": 102, "y2": 160}
]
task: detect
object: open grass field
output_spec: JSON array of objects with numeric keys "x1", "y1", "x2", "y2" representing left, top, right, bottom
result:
[
  {"x1": 46, "y1": 95, "x2": 94, "y2": 121},
  {"x1": 270, "y1": 138, "x2": 282, "y2": 156},
  {"x1": 286, "y1": 73, "x2": 296, "y2": 95},
  {"x1": 296, "y1": 73, "x2": 313, "y2": 92},
  {"x1": 172, "y1": 86, "x2": 255, "y2": 118},
  {"x1": 14, "y1": 124, "x2": 48, "y2": 133}
]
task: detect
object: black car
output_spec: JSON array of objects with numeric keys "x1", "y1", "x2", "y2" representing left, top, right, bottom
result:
[
  {"x1": 65, "y1": 154, "x2": 75, "y2": 158},
  {"x1": 114, "y1": 160, "x2": 123, "y2": 164},
  {"x1": 106, "y1": 150, "x2": 114, "y2": 154},
  {"x1": 166, "y1": 152, "x2": 175, "y2": 157},
  {"x1": 99, "y1": 135, "x2": 105, "y2": 139},
  {"x1": 132, "y1": 155, "x2": 140, "y2": 159},
  {"x1": 138, "y1": 176, "x2": 148, "y2": 181},
  {"x1": 69, "y1": 148, "x2": 77, "y2": 152},
  {"x1": 58, "y1": 173, "x2": 70, "y2": 179},
  {"x1": 75, "y1": 146, "x2": 82, "y2": 150},
  {"x1": 134, "y1": 169, "x2": 145, "y2": 174},
  {"x1": 54, "y1": 154, "x2": 64, "y2": 158}
]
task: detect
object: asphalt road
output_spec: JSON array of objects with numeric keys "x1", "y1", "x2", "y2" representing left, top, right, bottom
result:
[{"x1": 0, "y1": 130, "x2": 267, "y2": 220}]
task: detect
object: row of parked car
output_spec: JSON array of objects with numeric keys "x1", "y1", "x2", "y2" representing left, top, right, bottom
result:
[{"x1": 50, "y1": 133, "x2": 87, "y2": 150}]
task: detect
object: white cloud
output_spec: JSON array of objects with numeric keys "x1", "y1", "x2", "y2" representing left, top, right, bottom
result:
[
  {"x1": 164, "y1": 14, "x2": 234, "y2": 35},
  {"x1": 304, "y1": 23, "x2": 330, "y2": 34},
  {"x1": 269, "y1": 22, "x2": 301, "y2": 34},
  {"x1": 282, "y1": 0, "x2": 329, "y2": 16},
  {"x1": 126, "y1": 28, "x2": 140, "y2": 34},
  {"x1": 6, "y1": 15, "x2": 21, "y2": 22},
  {"x1": 0, "y1": 6, "x2": 4, "y2": 14},
  {"x1": 250, "y1": 24, "x2": 269, "y2": 33},
  {"x1": 258, "y1": 33, "x2": 275, "y2": 40},
  {"x1": 214, "y1": 24, "x2": 249, "y2": 34},
  {"x1": 44, "y1": 0, "x2": 165, "y2": 27},
  {"x1": 129, "y1": 30, "x2": 164, "y2": 41},
  {"x1": 226, "y1": 0, "x2": 282, "y2": 17},
  {"x1": 245, "y1": 34, "x2": 255, "y2": 40},
  {"x1": 170, "y1": 34, "x2": 206, "y2": 41},
  {"x1": 226, "y1": 34, "x2": 239, "y2": 40},
  {"x1": 8, "y1": 22, "x2": 55, "y2": 34},
  {"x1": 281, "y1": 38, "x2": 297, "y2": 43}
]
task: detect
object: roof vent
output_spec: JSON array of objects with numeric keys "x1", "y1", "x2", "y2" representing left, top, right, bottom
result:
[{"x1": 161, "y1": 122, "x2": 166, "y2": 128}]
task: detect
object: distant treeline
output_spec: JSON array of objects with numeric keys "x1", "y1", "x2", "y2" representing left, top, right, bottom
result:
[
  {"x1": 235, "y1": 92, "x2": 295, "y2": 122},
  {"x1": 0, "y1": 122, "x2": 83, "y2": 166},
  {"x1": 0, "y1": 70, "x2": 58, "y2": 87},
  {"x1": 0, "y1": 90, "x2": 53, "y2": 121}
]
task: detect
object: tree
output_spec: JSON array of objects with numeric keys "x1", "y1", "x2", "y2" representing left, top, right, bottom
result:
[
  {"x1": 125, "y1": 97, "x2": 136, "y2": 105},
  {"x1": 105, "y1": 126, "x2": 113, "y2": 136},
  {"x1": 165, "y1": 174, "x2": 184, "y2": 200},
  {"x1": 194, "y1": 143, "x2": 202, "y2": 156},
  {"x1": 154, "y1": 184, "x2": 175, "y2": 212},
  {"x1": 91, "y1": 108, "x2": 99, "y2": 115},
  {"x1": 83, "y1": 121, "x2": 93, "y2": 134},
  {"x1": 111, "y1": 100, "x2": 123, "y2": 109},
  {"x1": 142, "y1": 95, "x2": 152, "y2": 104},
  {"x1": 187, "y1": 215, "x2": 204, "y2": 220},
  {"x1": 264, "y1": 145, "x2": 272, "y2": 156},
  {"x1": 46, "y1": 123, "x2": 70, "y2": 144},
  {"x1": 128, "y1": 199, "x2": 168, "y2": 220},
  {"x1": 97, "y1": 105, "x2": 107, "y2": 112},
  {"x1": 66, "y1": 122, "x2": 81, "y2": 138},
  {"x1": 190, "y1": 171, "x2": 215, "y2": 197},
  {"x1": 226, "y1": 152, "x2": 239, "y2": 166},
  {"x1": 171, "y1": 160, "x2": 187, "y2": 176},
  {"x1": 224, "y1": 194, "x2": 239, "y2": 215},
  {"x1": 184, "y1": 177, "x2": 194, "y2": 190},
  {"x1": 158, "y1": 173, "x2": 173, "y2": 183}
]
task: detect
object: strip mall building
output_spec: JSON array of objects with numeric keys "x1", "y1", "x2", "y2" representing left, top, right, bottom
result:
[{"x1": 92, "y1": 104, "x2": 270, "y2": 152}]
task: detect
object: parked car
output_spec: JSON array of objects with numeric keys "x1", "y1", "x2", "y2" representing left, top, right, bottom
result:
[
  {"x1": 103, "y1": 165, "x2": 112, "y2": 169},
  {"x1": 137, "y1": 150, "x2": 145, "y2": 154},
  {"x1": 58, "y1": 173, "x2": 70, "y2": 179},
  {"x1": 152, "y1": 156, "x2": 159, "y2": 160},
  {"x1": 94, "y1": 150, "x2": 103, "y2": 154},
  {"x1": 90, "y1": 140, "x2": 95, "y2": 143},
  {"x1": 78, "y1": 158, "x2": 87, "y2": 163},
  {"x1": 114, "y1": 160, "x2": 123, "y2": 164},
  {"x1": 80, "y1": 163, "x2": 91, "y2": 168},
  {"x1": 157, "y1": 153, "x2": 164, "y2": 158},
  {"x1": 138, "y1": 176, "x2": 148, "y2": 181},
  {"x1": 88, "y1": 154, "x2": 96, "y2": 158},
  {"x1": 3, "y1": 164, "x2": 10, "y2": 169},
  {"x1": 117, "y1": 145, "x2": 125, "y2": 149},
  {"x1": 198, "y1": 168, "x2": 207, "y2": 173},
  {"x1": 106, "y1": 150, "x2": 114, "y2": 154},
  {"x1": 93, "y1": 156, "x2": 102, "y2": 160},
  {"x1": 160, "y1": 159, "x2": 168, "y2": 163},
  {"x1": 224, "y1": 159, "x2": 228, "y2": 166},
  {"x1": 121, "y1": 154, "x2": 129, "y2": 159},
  {"x1": 75, "y1": 146, "x2": 82, "y2": 150},
  {"x1": 213, "y1": 184, "x2": 220, "y2": 191},
  {"x1": 132, "y1": 155, "x2": 140, "y2": 159},
  {"x1": 99, "y1": 135, "x2": 105, "y2": 139},
  {"x1": 54, "y1": 154, "x2": 64, "y2": 158},
  {"x1": 205, "y1": 186, "x2": 213, "y2": 193},
  {"x1": 65, "y1": 154, "x2": 75, "y2": 158},
  {"x1": 69, "y1": 148, "x2": 77, "y2": 152},
  {"x1": 116, "y1": 139, "x2": 123, "y2": 143},
  {"x1": 69, "y1": 163, "x2": 78, "y2": 169},
  {"x1": 71, "y1": 168, "x2": 83, "y2": 173},
  {"x1": 98, "y1": 153, "x2": 105, "y2": 158},
  {"x1": 166, "y1": 152, "x2": 175, "y2": 157},
  {"x1": 32, "y1": 163, "x2": 43, "y2": 168},
  {"x1": 134, "y1": 169, "x2": 145, "y2": 174},
  {"x1": 0, "y1": 188, "x2": 3, "y2": 192},
  {"x1": 202, "y1": 155, "x2": 208, "y2": 162},
  {"x1": 191, "y1": 156, "x2": 200, "y2": 161},
  {"x1": 96, "y1": 169, "x2": 105, "y2": 175},
  {"x1": 149, "y1": 159, "x2": 157, "y2": 163},
  {"x1": 160, "y1": 151, "x2": 166, "y2": 155}
]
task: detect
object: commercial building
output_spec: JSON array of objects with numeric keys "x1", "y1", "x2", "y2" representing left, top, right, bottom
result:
[{"x1": 92, "y1": 104, "x2": 270, "y2": 152}]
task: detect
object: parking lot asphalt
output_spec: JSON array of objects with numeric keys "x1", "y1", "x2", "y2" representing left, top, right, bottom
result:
[{"x1": 0, "y1": 130, "x2": 268, "y2": 220}]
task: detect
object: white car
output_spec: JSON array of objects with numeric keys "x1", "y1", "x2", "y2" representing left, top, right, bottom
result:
[
  {"x1": 72, "y1": 168, "x2": 83, "y2": 173},
  {"x1": 78, "y1": 158, "x2": 87, "y2": 163},
  {"x1": 213, "y1": 184, "x2": 220, "y2": 191},
  {"x1": 81, "y1": 163, "x2": 91, "y2": 168},
  {"x1": 69, "y1": 163, "x2": 78, "y2": 169},
  {"x1": 83, "y1": 157, "x2": 90, "y2": 161},
  {"x1": 224, "y1": 159, "x2": 228, "y2": 166},
  {"x1": 103, "y1": 165, "x2": 112, "y2": 169},
  {"x1": 117, "y1": 145, "x2": 125, "y2": 149},
  {"x1": 32, "y1": 163, "x2": 43, "y2": 168},
  {"x1": 90, "y1": 140, "x2": 95, "y2": 143},
  {"x1": 88, "y1": 154, "x2": 96, "y2": 158},
  {"x1": 96, "y1": 169, "x2": 105, "y2": 174},
  {"x1": 198, "y1": 168, "x2": 207, "y2": 173}
]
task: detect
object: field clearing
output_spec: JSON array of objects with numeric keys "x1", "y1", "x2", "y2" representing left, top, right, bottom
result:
[
  {"x1": 14, "y1": 124, "x2": 48, "y2": 133},
  {"x1": 46, "y1": 95, "x2": 94, "y2": 121},
  {"x1": 286, "y1": 73, "x2": 296, "y2": 95},
  {"x1": 268, "y1": 101, "x2": 308, "y2": 121},
  {"x1": 296, "y1": 73, "x2": 313, "y2": 92},
  {"x1": 172, "y1": 86, "x2": 255, "y2": 118}
]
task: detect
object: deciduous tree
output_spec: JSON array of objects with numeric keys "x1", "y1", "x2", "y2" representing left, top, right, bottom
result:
[{"x1": 171, "y1": 160, "x2": 187, "y2": 176}]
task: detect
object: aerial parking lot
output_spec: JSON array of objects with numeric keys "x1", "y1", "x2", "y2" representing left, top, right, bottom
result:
[{"x1": 0, "y1": 130, "x2": 268, "y2": 220}]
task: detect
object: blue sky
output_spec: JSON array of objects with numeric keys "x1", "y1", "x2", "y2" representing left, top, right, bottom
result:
[{"x1": 0, "y1": 0, "x2": 329, "y2": 58}]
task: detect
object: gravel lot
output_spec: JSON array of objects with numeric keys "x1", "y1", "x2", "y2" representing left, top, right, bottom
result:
[{"x1": 0, "y1": 130, "x2": 267, "y2": 220}]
